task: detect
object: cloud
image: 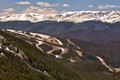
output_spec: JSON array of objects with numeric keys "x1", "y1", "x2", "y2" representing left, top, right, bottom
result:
[
  {"x1": 37, "y1": 8, "x2": 58, "y2": 14},
  {"x1": 22, "y1": 8, "x2": 35, "y2": 13},
  {"x1": 3, "y1": 8, "x2": 15, "y2": 12},
  {"x1": 98, "y1": 4, "x2": 120, "y2": 9},
  {"x1": 29, "y1": 6, "x2": 39, "y2": 10},
  {"x1": 89, "y1": 5, "x2": 93, "y2": 8},
  {"x1": 22, "y1": 6, "x2": 40, "y2": 13},
  {"x1": 36, "y1": 2, "x2": 59, "y2": 7},
  {"x1": 0, "y1": 8, "x2": 15, "y2": 16},
  {"x1": 62, "y1": 4, "x2": 70, "y2": 7},
  {"x1": 22, "y1": 6, "x2": 58, "y2": 14},
  {"x1": 0, "y1": 12, "x2": 10, "y2": 16},
  {"x1": 16, "y1": 1, "x2": 31, "y2": 5}
]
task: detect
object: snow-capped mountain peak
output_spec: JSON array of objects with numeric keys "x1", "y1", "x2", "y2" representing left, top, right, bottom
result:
[{"x1": 0, "y1": 11, "x2": 120, "y2": 23}]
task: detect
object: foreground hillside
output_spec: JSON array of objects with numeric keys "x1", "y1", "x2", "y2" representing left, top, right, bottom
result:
[
  {"x1": 0, "y1": 29, "x2": 81, "y2": 80},
  {"x1": 1, "y1": 29, "x2": 120, "y2": 80},
  {"x1": 0, "y1": 29, "x2": 118, "y2": 79}
]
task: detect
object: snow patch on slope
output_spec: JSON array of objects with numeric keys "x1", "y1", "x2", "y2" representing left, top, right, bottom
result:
[
  {"x1": 96, "y1": 56, "x2": 114, "y2": 72},
  {"x1": 56, "y1": 39, "x2": 63, "y2": 45}
]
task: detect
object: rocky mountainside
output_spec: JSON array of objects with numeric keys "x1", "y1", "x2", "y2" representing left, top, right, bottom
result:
[
  {"x1": 0, "y1": 11, "x2": 120, "y2": 23},
  {"x1": 1, "y1": 11, "x2": 120, "y2": 42}
]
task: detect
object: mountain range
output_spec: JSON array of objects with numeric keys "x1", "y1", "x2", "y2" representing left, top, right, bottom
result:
[
  {"x1": 1, "y1": 10, "x2": 120, "y2": 79},
  {"x1": 0, "y1": 11, "x2": 120, "y2": 23}
]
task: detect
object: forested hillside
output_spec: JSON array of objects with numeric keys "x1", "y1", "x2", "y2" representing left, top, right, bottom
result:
[
  {"x1": 0, "y1": 30, "x2": 80, "y2": 80},
  {"x1": 0, "y1": 29, "x2": 120, "y2": 80}
]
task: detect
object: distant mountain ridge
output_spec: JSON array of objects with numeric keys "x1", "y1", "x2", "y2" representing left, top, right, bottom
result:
[
  {"x1": 0, "y1": 11, "x2": 120, "y2": 23},
  {"x1": 1, "y1": 11, "x2": 120, "y2": 41},
  {"x1": 54, "y1": 30, "x2": 120, "y2": 41},
  {"x1": 1, "y1": 21, "x2": 120, "y2": 41}
]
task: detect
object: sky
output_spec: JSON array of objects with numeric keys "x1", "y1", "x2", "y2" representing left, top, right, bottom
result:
[{"x1": 0, "y1": 0, "x2": 120, "y2": 16}]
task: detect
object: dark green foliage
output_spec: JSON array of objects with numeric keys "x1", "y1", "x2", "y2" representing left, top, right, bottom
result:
[
  {"x1": 71, "y1": 39, "x2": 120, "y2": 68},
  {"x1": 0, "y1": 30, "x2": 80, "y2": 80},
  {"x1": 67, "y1": 61, "x2": 111, "y2": 80},
  {"x1": 57, "y1": 49, "x2": 80, "y2": 63},
  {"x1": 62, "y1": 49, "x2": 79, "y2": 59},
  {"x1": 82, "y1": 51, "x2": 98, "y2": 61},
  {"x1": 39, "y1": 44, "x2": 53, "y2": 53},
  {"x1": 52, "y1": 49, "x2": 62, "y2": 55},
  {"x1": 108, "y1": 72, "x2": 120, "y2": 80},
  {"x1": 0, "y1": 51, "x2": 52, "y2": 80}
]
